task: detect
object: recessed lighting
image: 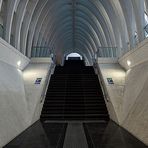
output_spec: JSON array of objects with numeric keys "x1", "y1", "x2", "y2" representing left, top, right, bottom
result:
[
  {"x1": 127, "y1": 60, "x2": 131, "y2": 66},
  {"x1": 17, "y1": 61, "x2": 21, "y2": 67}
]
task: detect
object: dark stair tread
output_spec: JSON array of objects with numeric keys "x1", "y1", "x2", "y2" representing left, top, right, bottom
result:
[
  {"x1": 41, "y1": 60, "x2": 109, "y2": 121},
  {"x1": 41, "y1": 114, "x2": 109, "y2": 117}
]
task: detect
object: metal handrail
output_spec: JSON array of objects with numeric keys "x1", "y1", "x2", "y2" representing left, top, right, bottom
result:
[
  {"x1": 123, "y1": 25, "x2": 148, "y2": 54},
  {"x1": 95, "y1": 65, "x2": 110, "y2": 102},
  {"x1": 40, "y1": 63, "x2": 55, "y2": 103},
  {"x1": 96, "y1": 25, "x2": 148, "y2": 58},
  {"x1": 96, "y1": 47, "x2": 118, "y2": 58},
  {"x1": 96, "y1": 64, "x2": 125, "y2": 101},
  {"x1": 95, "y1": 64, "x2": 120, "y2": 121},
  {"x1": 31, "y1": 46, "x2": 53, "y2": 57}
]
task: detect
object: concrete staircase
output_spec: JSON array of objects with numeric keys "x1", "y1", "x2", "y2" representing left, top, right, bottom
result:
[{"x1": 41, "y1": 60, "x2": 109, "y2": 121}]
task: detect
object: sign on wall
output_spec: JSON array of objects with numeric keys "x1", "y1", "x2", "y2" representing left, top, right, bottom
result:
[
  {"x1": 107, "y1": 78, "x2": 114, "y2": 84},
  {"x1": 35, "y1": 78, "x2": 42, "y2": 84}
]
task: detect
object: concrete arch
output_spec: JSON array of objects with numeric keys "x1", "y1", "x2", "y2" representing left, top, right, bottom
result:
[
  {"x1": 145, "y1": 0, "x2": 148, "y2": 13},
  {"x1": 20, "y1": 0, "x2": 40, "y2": 55},
  {"x1": 0, "y1": 0, "x2": 147, "y2": 59},
  {"x1": 40, "y1": 8, "x2": 105, "y2": 49},
  {"x1": 52, "y1": 30, "x2": 93, "y2": 57},
  {"x1": 31, "y1": 0, "x2": 112, "y2": 56},
  {"x1": 52, "y1": 30, "x2": 94, "y2": 57},
  {"x1": 43, "y1": 17, "x2": 97, "y2": 54},
  {"x1": 46, "y1": 18, "x2": 98, "y2": 53},
  {"x1": 5, "y1": 0, "x2": 21, "y2": 43},
  {"x1": 13, "y1": 0, "x2": 30, "y2": 50},
  {"x1": 27, "y1": 0, "x2": 48, "y2": 57},
  {"x1": 40, "y1": 3, "x2": 106, "y2": 49},
  {"x1": 131, "y1": 0, "x2": 145, "y2": 42},
  {"x1": 34, "y1": 7, "x2": 100, "y2": 50},
  {"x1": 29, "y1": 0, "x2": 70, "y2": 57},
  {"x1": 54, "y1": 33, "x2": 92, "y2": 59}
]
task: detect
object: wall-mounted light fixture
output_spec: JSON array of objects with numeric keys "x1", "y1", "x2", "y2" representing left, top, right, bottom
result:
[
  {"x1": 17, "y1": 61, "x2": 21, "y2": 67},
  {"x1": 127, "y1": 60, "x2": 131, "y2": 66}
]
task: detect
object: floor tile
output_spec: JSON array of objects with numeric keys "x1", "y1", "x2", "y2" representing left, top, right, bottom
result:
[{"x1": 84, "y1": 120, "x2": 147, "y2": 148}]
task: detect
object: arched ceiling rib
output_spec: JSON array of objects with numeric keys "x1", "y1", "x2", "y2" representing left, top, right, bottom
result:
[
  {"x1": 13, "y1": 0, "x2": 30, "y2": 50},
  {"x1": 50, "y1": 30, "x2": 94, "y2": 57},
  {"x1": 45, "y1": 18, "x2": 98, "y2": 53},
  {"x1": 32, "y1": 2, "x2": 104, "y2": 54},
  {"x1": 20, "y1": 0, "x2": 39, "y2": 55},
  {"x1": 26, "y1": 0, "x2": 49, "y2": 57},
  {"x1": 146, "y1": 0, "x2": 148, "y2": 13},
  {"x1": 40, "y1": 16, "x2": 97, "y2": 56},
  {"x1": 38, "y1": 8, "x2": 105, "y2": 50},
  {"x1": 0, "y1": 0, "x2": 146, "y2": 62}
]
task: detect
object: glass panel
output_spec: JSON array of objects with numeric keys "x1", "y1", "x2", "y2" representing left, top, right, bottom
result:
[
  {"x1": 31, "y1": 46, "x2": 52, "y2": 57},
  {"x1": 97, "y1": 47, "x2": 118, "y2": 58}
]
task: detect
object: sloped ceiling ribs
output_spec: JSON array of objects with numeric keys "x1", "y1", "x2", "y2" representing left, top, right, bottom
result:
[{"x1": 0, "y1": 0, "x2": 147, "y2": 62}]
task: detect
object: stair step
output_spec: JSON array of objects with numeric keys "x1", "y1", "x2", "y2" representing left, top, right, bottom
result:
[
  {"x1": 42, "y1": 110, "x2": 107, "y2": 113},
  {"x1": 44, "y1": 100, "x2": 105, "y2": 103},
  {"x1": 43, "y1": 104, "x2": 106, "y2": 107},
  {"x1": 41, "y1": 114, "x2": 108, "y2": 117},
  {"x1": 41, "y1": 61, "x2": 109, "y2": 121}
]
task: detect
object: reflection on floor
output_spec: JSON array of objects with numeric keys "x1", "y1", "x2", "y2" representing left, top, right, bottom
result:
[
  {"x1": 84, "y1": 122, "x2": 147, "y2": 148},
  {"x1": 4, "y1": 122, "x2": 67, "y2": 148},
  {"x1": 4, "y1": 120, "x2": 147, "y2": 148},
  {"x1": 63, "y1": 123, "x2": 88, "y2": 148}
]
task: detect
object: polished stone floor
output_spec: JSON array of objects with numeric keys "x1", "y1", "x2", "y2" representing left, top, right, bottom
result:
[
  {"x1": 84, "y1": 122, "x2": 148, "y2": 148},
  {"x1": 4, "y1": 122, "x2": 67, "y2": 148},
  {"x1": 4, "y1": 120, "x2": 147, "y2": 148}
]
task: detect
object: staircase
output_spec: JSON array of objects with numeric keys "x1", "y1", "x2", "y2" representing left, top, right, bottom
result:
[{"x1": 41, "y1": 60, "x2": 109, "y2": 121}]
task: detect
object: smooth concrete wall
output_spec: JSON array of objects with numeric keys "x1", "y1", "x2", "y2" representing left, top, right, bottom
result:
[
  {"x1": 0, "y1": 61, "x2": 30, "y2": 147},
  {"x1": 23, "y1": 58, "x2": 53, "y2": 124},
  {"x1": 118, "y1": 38, "x2": 148, "y2": 145},
  {"x1": 121, "y1": 61, "x2": 148, "y2": 145},
  {"x1": 0, "y1": 39, "x2": 30, "y2": 147},
  {"x1": 0, "y1": 38, "x2": 54, "y2": 147},
  {"x1": 119, "y1": 37, "x2": 148, "y2": 70},
  {"x1": 97, "y1": 58, "x2": 126, "y2": 124},
  {"x1": 97, "y1": 54, "x2": 148, "y2": 145},
  {"x1": 0, "y1": 58, "x2": 53, "y2": 147},
  {"x1": 0, "y1": 38, "x2": 30, "y2": 70}
]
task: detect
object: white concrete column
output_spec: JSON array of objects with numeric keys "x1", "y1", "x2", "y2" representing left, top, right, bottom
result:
[
  {"x1": 109, "y1": 0, "x2": 129, "y2": 51},
  {"x1": 131, "y1": 0, "x2": 145, "y2": 42},
  {"x1": 145, "y1": 0, "x2": 148, "y2": 13},
  {"x1": 93, "y1": 0, "x2": 118, "y2": 50},
  {"x1": 5, "y1": 0, "x2": 20, "y2": 43},
  {"x1": 119, "y1": 0, "x2": 136, "y2": 49},
  {"x1": 14, "y1": 0, "x2": 29, "y2": 51},
  {"x1": 0, "y1": 0, "x2": 2, "y2": 12},
  {"x1": 27, "y1": 0, "x2": 48, "y2": 58},
  {"x1": 20, "y1": 0, "x2": 39, "y2": 55}
]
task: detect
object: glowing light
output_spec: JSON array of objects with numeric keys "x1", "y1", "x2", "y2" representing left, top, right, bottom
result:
[
  {"x1": 66, "y1": 53, "x2": 83, "y2": 60},
  {"x1": 17, "y1": 61, "x2": 21, "y2": 67},
  {"x1": 127, "y1": 60, "x2": 131, "y2": 66}
]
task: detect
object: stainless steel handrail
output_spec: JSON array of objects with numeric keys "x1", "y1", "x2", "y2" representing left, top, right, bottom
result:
[
  {"x1": 95, "y1": 65, "x2": 110, "y2": 102},
  {"x1": 40, "y1": 63, "x2": 55, "y2": 103}
]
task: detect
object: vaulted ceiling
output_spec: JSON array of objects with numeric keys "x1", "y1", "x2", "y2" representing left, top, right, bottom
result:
[{"x1": 0, "y1": 0, "x2": 147, "y2": 64}]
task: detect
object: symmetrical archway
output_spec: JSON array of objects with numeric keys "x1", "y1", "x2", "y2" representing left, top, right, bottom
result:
[{"x1": 0, "y1": 0, "x2": 147, "y2": 63}]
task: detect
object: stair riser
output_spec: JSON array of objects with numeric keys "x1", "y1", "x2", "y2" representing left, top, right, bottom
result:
[{"x1": 41, "y1": 61, "x2": 109, "y2": 121}]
